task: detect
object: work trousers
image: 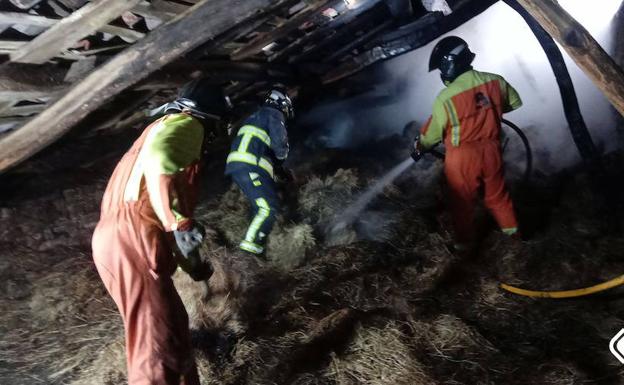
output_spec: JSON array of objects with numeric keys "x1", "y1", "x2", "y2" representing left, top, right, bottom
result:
[
  {"x1": 444, "y1": 139, "x2": 518, "y2": 244},
  {"x1": 231, "y1": 170, "x2": 279, "y2": 254},
  {"x1": 92, "y1": 202, "x2": 200, "y2": 385}
]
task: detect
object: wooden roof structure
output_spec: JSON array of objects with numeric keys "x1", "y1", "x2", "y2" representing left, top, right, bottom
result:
[{"x1": 0, "y1": 0, "x2": 622, "y2": 173}]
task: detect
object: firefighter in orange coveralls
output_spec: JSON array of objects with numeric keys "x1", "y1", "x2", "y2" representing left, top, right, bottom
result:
[
  {"x1": 414, "y1": 36, "x2": 523, "y2": 250},
  {"x1": 92, "y1": 79, "x2": 231, "y2": 385}
]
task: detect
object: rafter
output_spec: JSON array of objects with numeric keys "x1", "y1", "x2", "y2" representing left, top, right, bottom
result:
[{"x1": 0, "y1": 0, "x2": 282, "y2": 173}]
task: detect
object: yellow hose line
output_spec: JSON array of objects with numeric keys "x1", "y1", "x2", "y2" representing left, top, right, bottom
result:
[{"x1": 500, "y1": 274, "x2": 624, "y2": 298}]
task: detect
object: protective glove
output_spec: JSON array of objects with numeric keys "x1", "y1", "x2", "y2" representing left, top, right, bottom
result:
[
  {"x1": 174, "y1": 222, "x2": 213, "y2": 281},
  {"x1": 174, "y1": 222, "x2": 205, "y2": 258},
  {"x1": 411, "y1": 135, "x2": 424, "y2": 162},
  {"x1": 274, "y1": 158, "x2": 295, "y2": 183}
]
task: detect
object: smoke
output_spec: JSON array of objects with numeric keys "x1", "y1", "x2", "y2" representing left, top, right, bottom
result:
[{"x1": 300, "y1": 1, "x2": 622, "y2": 173}]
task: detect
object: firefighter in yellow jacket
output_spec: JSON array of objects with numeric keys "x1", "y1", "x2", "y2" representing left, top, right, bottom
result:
[
  {"x1": 415, "y1": 36, "x2": 523, "y2": 250},
  {"x1": 92, "y1": 79, "x2": 230, "y2": 385}
]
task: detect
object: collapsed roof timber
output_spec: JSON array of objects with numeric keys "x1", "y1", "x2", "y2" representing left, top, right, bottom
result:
[{"x1": 0, "y1": 0, "x2": 623, "y2": 174}]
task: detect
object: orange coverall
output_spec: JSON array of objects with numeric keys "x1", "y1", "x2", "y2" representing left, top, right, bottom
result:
[
  {"x1": 420, "y1": 69, "x2": 523, "y2": 244},
  {"x1": 92, "y1": 113, "x2": 204, "y2": 385}
]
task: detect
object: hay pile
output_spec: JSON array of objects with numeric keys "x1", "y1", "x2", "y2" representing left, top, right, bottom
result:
[{"x1": 2, "y1": 150, "x2": 624, "y2": 385}]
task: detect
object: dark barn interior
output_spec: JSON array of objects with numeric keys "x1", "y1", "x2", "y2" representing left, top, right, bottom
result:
[{"x1": 2, "y1": 0, "x2": 624, "y2": 384}]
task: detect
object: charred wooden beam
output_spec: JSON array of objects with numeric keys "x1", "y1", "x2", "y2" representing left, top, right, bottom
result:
[
  {"x1": 322, "y1": 0, "x2": 496, "y2": 83},
  {"x1": 510, "y1": 0, "x2": 624, "y2": 117},
  {"x1": 10, "y1": 0, "x2": 142, "y2": 64},
  {"x1": 274, "y1": 0, "x2": 384, "y2": 63},
  {"x1": 187, "y1": 0, "x2": 304, "y2": 59},
  {"x1": 230, "y1": 0, "x2": 335, "y2": 61},
  {"x1": 0, "y1": 63, "x2": 67, "y2": 94},
  {"x1": 322, "y1": 19, "x2": 393, "y2": 63},
  {"x1": 0, "y1": 0, "x2": 281, "y2": 173}
]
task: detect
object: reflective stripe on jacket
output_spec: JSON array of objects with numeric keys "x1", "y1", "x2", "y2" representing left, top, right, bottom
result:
[
  {"x1": 100, "y1": 113, "x2": 203, "y2": 232},
  {"x1": 225, "y1": 106, "x2": 289, "y2": 179},
  {"x1": 420, "y1": 69, "x2": 522, "y2": 150}
]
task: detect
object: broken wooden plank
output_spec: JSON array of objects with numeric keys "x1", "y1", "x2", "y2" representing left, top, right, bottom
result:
[
  {"x1": 230, "y1": 0, "x2": 334, "y2": 61},
  {"x1": 0, "y1": 0, "x2": 282, "y2": 173},
  {"x1": 0, "y1": 12, "x2": 56, "y2": 28},
  {"x1": 0, "y1": 12, "x2": 145, "y2": 42},
  {"x1": 10, "y1": 0, "x2": 142, "y2": 64},
  {"x1": 510, "y1": 0, "x2": 624, "y2": 117},
  {"x1": 0, "y1": 104, "x2": 47, "y2": 117},
  {"x1": 0, "y1": 40, "x2": 85, "y2": 60}
]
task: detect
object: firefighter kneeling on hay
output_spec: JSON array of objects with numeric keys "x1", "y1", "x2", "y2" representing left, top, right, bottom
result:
[
  {"x1": 225, "y1": 87, "x2": 294, "y2": 258},
  {"x1": 414, "y1": 36, "x2": 523, "y2": 253}
]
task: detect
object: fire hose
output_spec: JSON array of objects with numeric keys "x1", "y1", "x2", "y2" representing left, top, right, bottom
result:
[
  {"x1": 411, "y1": 119, "x2": 533, "y2": 184},
  {"x1": 500, "y1": 275, "x2": 624, "y2": 298}
]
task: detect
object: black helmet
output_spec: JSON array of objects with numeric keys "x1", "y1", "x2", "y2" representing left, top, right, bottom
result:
[
  {"x1": 264, "y1": 87, "x2": 294, "y2": 120},
  {"x1": 165, "y1": 78, "x2": 232, "y2": 119},
  {"x1": 429, "y1": 36, "x2": 475, "y2": 84}
]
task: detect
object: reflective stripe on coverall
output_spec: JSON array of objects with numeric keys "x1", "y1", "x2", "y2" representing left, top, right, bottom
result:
[
  {"x1": 420, "y1": 69, "x2": 523, "y2": 243},
  {"x1": 225, "y1": 106, "x2": 289, "y2": 254},
  {"x1": 92, "y1": 113, "x2": 202, "y2": 385}
]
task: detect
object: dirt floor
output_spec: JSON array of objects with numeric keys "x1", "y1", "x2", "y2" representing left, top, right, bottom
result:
[{"x1": 1, "y1": 132, "x2": 624, "y2": 384}]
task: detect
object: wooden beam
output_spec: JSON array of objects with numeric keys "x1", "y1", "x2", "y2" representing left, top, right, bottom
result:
[
  {"x1": 510, "y1": 0, "x2": 624, "y2": 117},
  {"x1": 230, "y1": 0, "x2": 334, "y2": 61},
  {"x1": 0, "y1": 0, "x2": 281, "y2": 173},
  {"x1": 10, "y1": 0, "x2": 142, "y2": 64}
]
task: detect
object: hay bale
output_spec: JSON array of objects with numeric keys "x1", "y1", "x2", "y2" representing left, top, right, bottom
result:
[
  {"x1": 534, "y1": 360, "x2": 588, "y2": 385},
  {"x1": 326, "y1": 322, "x2": 435, "y2": 385},
  {"x1": 70, "y1": 336, "x2": 126, "y2": 385},
  {"x1": 199, "y1": 185, "x2": 249, "y2": 246},
  {"x1": 298, "y1": 169, "x2": 359, "y2": 228},
  {"x1": 268, "y1": 223, "x2": 316, "y2": 270},
  {"x1": 425, "y1": 314, "x2": 497, "y2": 358}
]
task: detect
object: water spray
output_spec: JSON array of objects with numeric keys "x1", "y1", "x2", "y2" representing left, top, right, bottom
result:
[{"x1": 328, "y1": 148, "x2": 442, "y2": 237}]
